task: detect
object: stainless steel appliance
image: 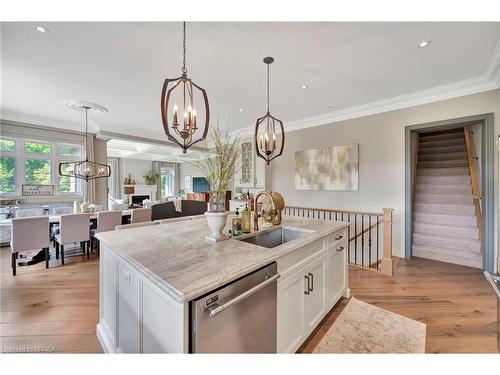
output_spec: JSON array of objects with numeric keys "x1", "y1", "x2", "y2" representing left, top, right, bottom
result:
[
  {"x1": 191, "y1": 262, "x2": 279, "y2": 353},
  {"x1": 484, "y1": 271, "x2": 500, "y2": 352}
]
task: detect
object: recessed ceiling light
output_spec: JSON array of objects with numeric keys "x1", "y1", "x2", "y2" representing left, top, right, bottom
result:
[
  {"x1": 301, "y1": 85, "x2": 309, "y2": 90},
  {"x1": 239, "y1": 108, "x2": 244, "y2": 112},
  {"x1": 417, "y1": 40, "x2": 431, "y2": 48},
  {"x1": 35, "y1": 26, "x2": 49, "y2": 33}
]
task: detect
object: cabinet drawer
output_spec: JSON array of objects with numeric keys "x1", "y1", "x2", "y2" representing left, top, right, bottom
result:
[
  {"x1": 278, "y1": 238, "x2": 326, "y2": 279},
  {"x1": 327, "y1": 227, "x2": 348, "y2": 250}
]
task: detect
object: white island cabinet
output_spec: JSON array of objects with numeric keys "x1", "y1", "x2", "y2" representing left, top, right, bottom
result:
[{"x1": 96, "y1": 217, "x2": 349, "y2": 354}]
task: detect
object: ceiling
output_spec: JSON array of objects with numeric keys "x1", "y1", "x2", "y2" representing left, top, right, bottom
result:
[{"x1": 1, "y1": 22, "x2": 500, "y2": 145}]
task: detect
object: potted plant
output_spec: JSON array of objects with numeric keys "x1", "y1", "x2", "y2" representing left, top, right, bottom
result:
[
  {"x1": 189, "y1": 127, "x2": 240, "y2": 242},
  {"x1": 143, "y1": 170, "x2": 159, "y2": 185}
]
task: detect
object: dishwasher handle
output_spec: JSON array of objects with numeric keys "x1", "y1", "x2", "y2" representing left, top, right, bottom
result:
[
  {"x1": 484, "y1": 271, "x2": 500, "y2": 298},
  {"x1": 208, "y1": 273, "x2": 280, "y2": 318}
]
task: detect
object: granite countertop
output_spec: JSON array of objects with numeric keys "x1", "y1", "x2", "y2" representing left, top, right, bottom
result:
[{"x1": 96, "y1": 216, "x2": 349, "y2": 303}]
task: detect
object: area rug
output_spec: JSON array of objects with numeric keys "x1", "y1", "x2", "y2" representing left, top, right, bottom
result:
[{"x1": 313, "y1": 297, "x2": 426, "y2": 353}]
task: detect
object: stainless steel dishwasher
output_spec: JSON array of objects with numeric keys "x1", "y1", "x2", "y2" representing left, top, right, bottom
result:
[
  {"x1": 191, "y1": 262, "x2": 279, "y2": 353},
  {"x1": 484, "y1": 271, "x2": 500, "y2": 352}
]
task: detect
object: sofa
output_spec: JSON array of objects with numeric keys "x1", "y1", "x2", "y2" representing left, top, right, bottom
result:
[{"x1": 151, "y1": 200, "x2": 208, "y2": 221}]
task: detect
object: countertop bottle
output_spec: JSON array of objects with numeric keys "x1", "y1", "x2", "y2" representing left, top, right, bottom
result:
[
  {"x1": 241, "y1": 204, "x2": 251, "y2": 234},
  {"x1": 232, "y1": 208, "x2": 242, "y2": 237}
]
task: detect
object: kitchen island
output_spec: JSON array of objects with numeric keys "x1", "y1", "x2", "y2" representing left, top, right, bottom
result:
[{"x1": 96, "y1": 216, "x2": 349, "y2": 353}]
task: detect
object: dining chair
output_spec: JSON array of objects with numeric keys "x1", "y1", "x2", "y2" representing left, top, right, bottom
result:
[
  {"x1": 10, "y1": 216, "x2": 50, "y2": 276},
  {"x1": 54, "y1": 213, "x2": 91, "y2": 265},
  {"x1": 131, "y1": 208, "x2": 152, "y2": 224},
  {"x1": 115, "y1": 221, "x2": 155, "y2": 230},
  {"x1": 50, "y1": 207, "x2": 74, "y2": 243},
  {"x1": 90, "y1": 210, "x2": 122, "y2": 254}
]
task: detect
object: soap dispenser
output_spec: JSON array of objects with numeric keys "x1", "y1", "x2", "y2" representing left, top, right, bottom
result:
[
  {"x1": 232, "y1": 208, "x2": 242, "y2": 236},
  {"x1": 242, "y1": 204, "x2": 251, "y2": 234}
]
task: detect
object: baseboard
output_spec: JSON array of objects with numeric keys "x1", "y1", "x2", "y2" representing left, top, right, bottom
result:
[{"x1": 96, "y1": 322, "x2": 116, "y2": 354}]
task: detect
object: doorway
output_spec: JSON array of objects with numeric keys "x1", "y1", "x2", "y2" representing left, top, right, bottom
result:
[{"x1": 405, "y1": 114, "x2": 495, "y2": 272}]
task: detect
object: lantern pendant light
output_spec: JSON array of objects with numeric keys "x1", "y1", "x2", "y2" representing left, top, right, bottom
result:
[
  {"x1": 254, "y1": 56, "x2": 285, "y2": 165},
  {"x1": 58, "y1": 106, "x2": 111, "y2": 181},
  {"x1": 161, "y1": 22, "x2": 210, "y2": 154}
]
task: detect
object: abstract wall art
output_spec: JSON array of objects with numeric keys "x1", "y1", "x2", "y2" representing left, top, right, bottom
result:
[{"x1": 294, "y1": 144, "x2": 359, "y2": 191}]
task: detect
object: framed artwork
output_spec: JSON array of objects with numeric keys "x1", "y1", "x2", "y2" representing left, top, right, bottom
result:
[{"x1": 295, "y1": 144, "x2": 359, "y2": 191}]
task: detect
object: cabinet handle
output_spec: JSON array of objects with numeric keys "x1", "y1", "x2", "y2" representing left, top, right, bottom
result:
[
  {"x1": 308, "y1": 272, "x2": 314, "y2": 292},
  {"x1": 337, "y1": 246, "x2": 344, "y2": 252},
  {"x1": 304, "y1": 275, "x2": 310, "y2": 295},
  {"x1": 335, "y1": 234, "x2": 343, "y2": 241}
]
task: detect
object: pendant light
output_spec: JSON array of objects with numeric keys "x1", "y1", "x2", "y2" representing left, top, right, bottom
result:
[
  {"x1": 58, "y1": 106, "x2": 111, "y2": 181},
  {"x1": 161, "y1": 22, "x2": 210, "y2": 154},
  {"x1": 254, "y1": 56, "x2": 285, "y2": 165}
]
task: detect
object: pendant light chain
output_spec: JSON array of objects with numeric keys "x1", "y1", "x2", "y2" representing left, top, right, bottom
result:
[
  {"x1": 267, "y1": 63, "x2": 270, "y2": 113},
  {"x1": 84, "y1": 107, "x2": 89, "y2": 161},
  {"x1": 182, "y1": 21, "x2": 187, "y2": 75}
]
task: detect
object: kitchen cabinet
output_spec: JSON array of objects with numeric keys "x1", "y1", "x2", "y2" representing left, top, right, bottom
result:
[
  {"x1": 118, "y1": 261, "x2": 140, "y2": 353},
  {"x1": 326, "y1": 240, "x2": 347, "y2": 309},
  {"x1": 277, "y1": 228, "x2": 348, "y2": 353},
  {"x1": 234, "y1": 139, "x2": 265, "y2": 188},
  {"x1": 303, "y1": 255, "x2": 327, "y2": 334}
]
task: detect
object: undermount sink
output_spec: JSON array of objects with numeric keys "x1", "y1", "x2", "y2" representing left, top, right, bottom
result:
[{"x1": 238, "y1": 227, "x2": 313, "y2": 248}]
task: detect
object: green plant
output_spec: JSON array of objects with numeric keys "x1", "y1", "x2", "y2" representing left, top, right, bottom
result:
[
  {"x1": 143, "y1": 170, "x2": 159, "y2": 185},
  {"x1": 188, "y1": 128, "x2": 240, "y2": 212}
]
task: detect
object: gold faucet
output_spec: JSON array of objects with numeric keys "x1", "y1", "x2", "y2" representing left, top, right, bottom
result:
[{"x1": 253, "y1": 191, "x2": 283, "y2": 230}]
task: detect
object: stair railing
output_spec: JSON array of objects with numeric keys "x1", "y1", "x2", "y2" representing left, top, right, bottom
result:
[
  {"x1": 463, "y1": 127, "x2": 482, "y2": 240},
  {"x1": 283, "y1": 206, "x2": 394, "y2": 276}
]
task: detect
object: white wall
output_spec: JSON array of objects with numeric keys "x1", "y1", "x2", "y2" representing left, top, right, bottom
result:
[
  {"x1": 271, "y1": 89, "x2": 499, "y2": 267},
  {"x1": 119, "y1": 159, "x2": 153, "y2": 185},
  {"x1": 179, "y1": 163, "x2": 203, "y2": 192}
]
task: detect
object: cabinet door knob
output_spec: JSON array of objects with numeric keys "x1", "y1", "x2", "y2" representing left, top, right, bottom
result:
[
  {"x1": 335, "y1": 235, "x2": 343, "y2": 240},
  {"x1": 304, "y1": 275, "x2": 310, "y2": 295}
]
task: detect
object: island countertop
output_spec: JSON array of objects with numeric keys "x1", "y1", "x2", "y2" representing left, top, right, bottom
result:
[{"x1": 96, "y1": 216, "x2": 349, "y2": 303}]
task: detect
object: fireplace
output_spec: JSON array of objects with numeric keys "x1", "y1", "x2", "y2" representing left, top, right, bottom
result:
[{"x1": 130, "y1": 194, "x2": 150, "y2": 206}]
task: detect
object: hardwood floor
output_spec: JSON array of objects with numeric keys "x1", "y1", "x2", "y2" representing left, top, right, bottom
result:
[
  {"x1": 0, "y1": 247, "x2": 102, "y2": 353},
  {"x1": 1, "y1": 246, "x2": 497, "y2": 353},
  {"x1": 299, "y1": 257, "x2": 498, "y2": 353}
]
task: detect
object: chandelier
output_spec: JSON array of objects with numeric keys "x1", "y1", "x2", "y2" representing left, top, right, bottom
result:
[
  {"x1": 161, "y1": 22, "x2": 210, "y2": 153},
  {"x1": 254, "y1": 56, "x2": 285, "y2": 165},
  {"x1": 58, "y1": 106, "x2": 111, "y2": 181}
]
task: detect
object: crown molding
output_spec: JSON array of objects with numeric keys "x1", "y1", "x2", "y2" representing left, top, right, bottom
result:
[{"x1": 233, "y1": 38, "x2": 500, "y2": 138}]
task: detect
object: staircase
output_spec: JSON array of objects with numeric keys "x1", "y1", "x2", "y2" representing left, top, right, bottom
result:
[{"x1": 412, "y1": 128, "x2": 482, "y2": 268}]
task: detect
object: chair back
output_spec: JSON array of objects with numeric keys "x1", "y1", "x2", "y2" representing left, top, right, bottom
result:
[
  {"x1": 151, "y1": 201, "x2": 177, "y2": 221},
  {"x1": 131, "y1": 208, "x2": 152, "y2": 224},
  {"x1": 11, "y1": 216, "x2": 50, "y2": 253},
  {"x1": 115, "y1": 221, "x2": 155, "y2": 231},
  {"x1": 60, "y1": 213, "x2": 90, "y2": 244},
  {"x1": 15, "y1": 208, "x2": 44, "y2": 218},
  {"x1": 97, "y1": 210, "x2": 122, "y2": 233}
]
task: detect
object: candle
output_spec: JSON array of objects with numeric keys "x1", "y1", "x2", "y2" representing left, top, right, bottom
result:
[
  {"x1": 173, "y1": 104, "x2": 178, "y2": 126},
  {"x1": 272, "y1": 133, "x2": 276, "y2": 150},
  {"x1": 192, "y1": 109, "x2": 197, "y2": 129}
]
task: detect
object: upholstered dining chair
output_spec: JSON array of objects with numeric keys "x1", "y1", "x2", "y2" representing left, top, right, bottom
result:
[
  {"x1": 115, "y1": 221, "x2": 155, "y2": 230},
  {"x1": 54, "y1": 213, "x2": 91, "y2": 265},
  {"x1": 10, "y1": 216, "x2": 50, "y2": 276},
  {"x1": 90, "y1": 210, "x2": 122, "y2": 254},
  {"x1": 131, "y1": 207, "x2": 152, "y2": 224},
  {"x1": 15, "y1": 208, "x2": 44, "y2": 218}
]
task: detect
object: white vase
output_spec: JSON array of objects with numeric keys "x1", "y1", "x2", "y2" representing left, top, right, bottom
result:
[
  {"x1": 80, "y1": 201, "x2": 89, "y2": 213},
  {"x1": 205, "y1": 211, "x2": 230, "y2": 242}
]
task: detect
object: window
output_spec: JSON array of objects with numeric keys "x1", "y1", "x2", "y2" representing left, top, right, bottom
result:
[
  {"x1": 0, "y1": 156, "x2": 16, "y2": 193},
  {"x1": 160, "y1": 165, "x2": 176, "y2": 197},
  {"x1": 0, "y1": 139, "x2": 15, "y2": 152},
  {"x1": 25, "y1": 142, "x2": 51, "y2": 155},
  {"x1": 0, "y1": 136, "x2": 83, "y2": 196},
  {"x1": 25, "y1": 158, "x2": 51, "y2": 185},
  {"x1": 59, "y1": 144, "x2": 81, "y2": 157},
  {"x1": 59, "y1": 163, "x2": 82, "y2": 193}
]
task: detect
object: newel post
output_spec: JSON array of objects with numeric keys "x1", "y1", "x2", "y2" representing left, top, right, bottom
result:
[{"x1": 380, "y1": 208, "x2": 394, "y2": 276}]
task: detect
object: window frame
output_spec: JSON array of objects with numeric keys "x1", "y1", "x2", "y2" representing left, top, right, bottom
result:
[{"x1": 0, "y1": 136, "x2": 84, "y2": 197}]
